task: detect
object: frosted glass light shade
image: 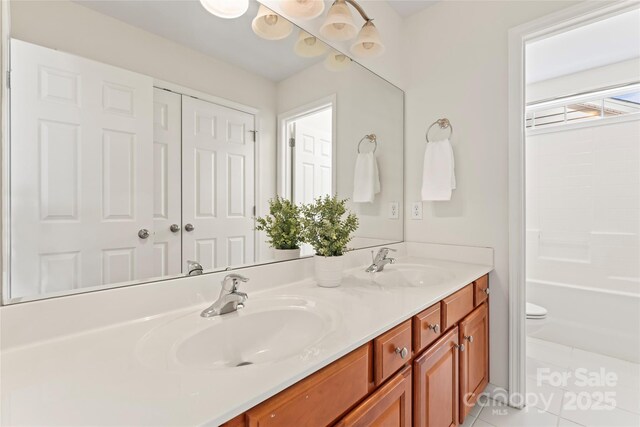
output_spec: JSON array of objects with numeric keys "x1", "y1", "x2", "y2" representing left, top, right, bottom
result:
[
  {"x1": 294, "y1": 30, "x2": 327, "y2": 57},
  {"x1": 324, "y1": 51, "x2": 352, "y2": 72},
  {"x1": 199, "y1": 0, "x2": 249, "y2": 19},
  {"x1": 319, "y1": 0, "x2": 357, "y2": 41},
  {"x1": 252, "y1": 4, "x2": 293, "y2": 40},
  {"x1": 350, "y1": 21, "x2": 384, "y2": 58},
  {"x1": 281, "y1": 0, "x2": 325, "y2": 20}
]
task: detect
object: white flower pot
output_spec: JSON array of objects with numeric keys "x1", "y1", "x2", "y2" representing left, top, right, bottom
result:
[
  {"x1": 314, "y1": 255, "x2": 344, "y2": 288},
  {"x1": 273, "y1": 248, "x2": 301, "y2": 261}
]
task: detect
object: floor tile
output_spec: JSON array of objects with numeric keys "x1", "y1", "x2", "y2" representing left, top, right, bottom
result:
[
  {"x1": 473, "y1": 419, "x2": 497, "y2": 427},
  {"x1": 460, "y1": 414, "x2": 477, "y2": 427},
  {"x1": 527, "y1": 357, "x2": 574, "y2": 390},
  {"x1": 557, "y1": 418, "x2": 584, "y2": 426},
  {"x1": 526, "y1": 375, "x2": 565, "y2": 415},
  {"x1": 561, "y1": 396, "x2": 640, "y2": 427},
  {"x1": 528, "y1": 337, "x2": 573, "y2": 368},
  {"x1": 469, "y1": 400, "x2": 485, "y2": 418},
  {"x1": 478, "y1": 401, "x2": 559, "y2": 427},
  {"x1": 569, "y1": 348, "x2": 640, "y2": 391},
  {"x1": 564, "y1": 381, "x2": 640, "y2": 414}
]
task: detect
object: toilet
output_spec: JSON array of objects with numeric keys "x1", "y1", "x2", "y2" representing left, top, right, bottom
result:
[{"x1": 526, "y1": 302, "x2": 548, "y2": 335}]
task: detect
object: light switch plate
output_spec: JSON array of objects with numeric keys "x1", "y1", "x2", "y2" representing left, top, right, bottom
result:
[
  {"x1": 411, "y1": 202, "x2": 423, "y2": 220},
  {"x1": 389, "y1": 202, "x2": 399, "y2": 219}
]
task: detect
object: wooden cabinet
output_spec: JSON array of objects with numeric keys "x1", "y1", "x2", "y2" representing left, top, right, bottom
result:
[
  {"x1": 413, "y1": 328, "x2": 460, "y2": 427},
  {"x1": 413, "y1": 303, "x2": 442, "y2": 354},
  {"x1": 335, "y1": 366, "x2": 412, "y2": 427},
  {"x1": 222, "y1": 274, "x2": 489, "y2": 427},
  {"x1": 245, "y1": 343, "x2": 372, "y2": 427},
  {"x1": 459, "y1": 303, "x2": 489, "y2": 423},
  {"x1": 441, "y1": 284, "x2": 474, "y2": 331},
  {"x1": 373, "y1": 319, "x2": 412, "y2": 386}
]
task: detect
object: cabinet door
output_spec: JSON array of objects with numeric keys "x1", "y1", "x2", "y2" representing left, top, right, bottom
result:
[
  {"x1": 413, "y1": 327, "x2": 459, "y2": 427},
  {"x1": 335, "y1": 366, "x2": 412, "y2": 427},
  {"x1": 459, "y1": 303, "x2": 489, "y2": 423}
]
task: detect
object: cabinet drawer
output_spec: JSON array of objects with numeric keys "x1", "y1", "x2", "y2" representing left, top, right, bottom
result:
[
  {"x1": 412, "y1": 303, "x2": 442, "y2": 354},
  {"x1": 246, "y1": 343, "x2": 372, "y2": 427},
  {"x1": 441, "y1": 284, "x2": 474, "y2": 331},
  {"x1": 374, "y1": 320, "x2": 412, "y2": 386},
  {"x1": 474, "y1": 275, "x2": 489, "y2": 306}
]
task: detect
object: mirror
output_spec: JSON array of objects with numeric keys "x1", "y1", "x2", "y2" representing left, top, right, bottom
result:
[{"x1": 5, "y1": 0, "x2": 404, "y2": 303}]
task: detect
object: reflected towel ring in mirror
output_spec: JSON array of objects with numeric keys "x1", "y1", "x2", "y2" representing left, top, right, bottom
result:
[
  {"x1": 425, "y1": 118, "x2": 453, "y2": 143},
  {"x1": 357, "y1": 134, "x2": 378, "y2": 153}
]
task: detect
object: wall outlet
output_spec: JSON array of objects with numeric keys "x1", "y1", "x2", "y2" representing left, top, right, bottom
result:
[
  {"x1": 411, "y1": 202, "x2": 423, "y2": 220},
  {"x1": 389, "y1": 202, "x2": 399, "y2": 219}
]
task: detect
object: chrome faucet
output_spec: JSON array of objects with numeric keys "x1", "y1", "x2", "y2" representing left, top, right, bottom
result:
[
  {"x1": 365, "y1": 248, "x2": 397, "y2": 273},
  {"x1": 187, "y1": 260, "x2": 203, "y2": 276},
  {"x1": 201, "y1": 273, "x2": 249, "y2": 317}
]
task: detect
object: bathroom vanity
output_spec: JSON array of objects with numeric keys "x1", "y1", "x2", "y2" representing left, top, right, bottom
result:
[{"x1": 222, "y1": 274, "x2": 489, "y2": 427}]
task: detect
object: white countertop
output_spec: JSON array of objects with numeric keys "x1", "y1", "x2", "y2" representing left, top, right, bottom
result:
[{"x1": 0, "y1": 255, "x2": 492, "y2": 426}]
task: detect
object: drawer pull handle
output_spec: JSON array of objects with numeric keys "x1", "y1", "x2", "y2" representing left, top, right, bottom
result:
[
  {"x1": 454, "y1": 343, "x2": 465, "y2": 352},
  {"x1": 428, "y1": 323, "x2": 440, "y2": 333},
  {"x1": 484, "y1": 288, "x2": 490, "y2": 295},
  {"x1": 465, "y1": 335, "x2": 474, "y2": 343},
  {"x1": 395, "y1": 346, "x2": 409, "y2": 359}
]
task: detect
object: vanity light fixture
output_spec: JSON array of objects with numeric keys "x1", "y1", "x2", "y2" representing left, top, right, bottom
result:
[
  {"x1": 324, "y1": 50, "x2": 352, "y2": 72},
  {"x1": 252, "y1": 4, "x2": 294, "y2": 40},
  {"x1": 351, "y1": 20, "x2": 384, "y2": 57},
  {"x1": 294, "y1": 30, "x2": 327, "y2": 57},
  {"x1": 199, "y1": 0, "x2": 249, "y2": 19},
  {"x1": 319, "y1": 0, "x2": 358, "y2": 41},
  {"x1": 281, "y1": 0, "x2": 325, "y2": 20}
]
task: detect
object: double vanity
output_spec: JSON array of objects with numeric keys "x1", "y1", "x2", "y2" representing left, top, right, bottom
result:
[{"x1": 0, "y1": 243, "x2": 493, "y2": 426}]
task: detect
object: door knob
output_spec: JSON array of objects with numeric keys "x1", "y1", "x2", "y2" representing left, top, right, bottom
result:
[
  {"x1": 138, "y1": 229, "x2": 150, "y2": 239},
  {"x1": 428, "y1": 324, "x2": 440, "y2": 333},
  {"x1": 395, "y1": 346, "x2": 409, "y2": 359},
  {"x1": 170, "y1": 224, "x2": 181, "y2": 233},
  {"x1": 184, "y1": 223, "x2": 195, "y2": 232}
]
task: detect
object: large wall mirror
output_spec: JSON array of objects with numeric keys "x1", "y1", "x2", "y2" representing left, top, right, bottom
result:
[{"x1": 3, "y1": 0, "x2": 404, "y2": 303}]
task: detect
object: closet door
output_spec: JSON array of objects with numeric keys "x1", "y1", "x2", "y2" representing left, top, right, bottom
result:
[
  {"x1": 181, "y1": 96, "x2": 255, "y2": 271},
  {"x1": 10, "y1": 39, "x2": 154, "y2": 298},
  {"x1": 292, "y1": 121, "x2": 332, "y2": 204},
  {"x1": 152, "y1": 88, "x2": 182, "y2": 277}
]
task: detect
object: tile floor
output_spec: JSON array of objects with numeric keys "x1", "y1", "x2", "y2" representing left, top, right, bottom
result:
[{"x1": 462, "y1": 337, "x2": 640, "y2": 427}]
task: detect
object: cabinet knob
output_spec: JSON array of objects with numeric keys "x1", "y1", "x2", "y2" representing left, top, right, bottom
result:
[
  {"x1": 395, "y1": 346, "x2": 409, "y2": 359},
  {"x1": 428, "y1": 323, "x2": 440, "y2": 333},
  {"x1": 454, "y1": 343, "x2": 465, "y2": 352},
  {"x1": 484, "y1": 288, "x2": 490, "y2": 295},
  {"x1": 465, "y1": 335, "x2": 474, "y2": 343}
]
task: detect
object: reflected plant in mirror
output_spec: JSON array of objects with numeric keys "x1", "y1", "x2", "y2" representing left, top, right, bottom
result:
[{"x1": 255, "y1": 196, "x2": 303, "y2": 261}]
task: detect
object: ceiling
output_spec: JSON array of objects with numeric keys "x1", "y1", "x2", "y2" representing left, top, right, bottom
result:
[
  {"x1": 526, "y1": 8, "x2": 640, "y2": 83},
  {"x1": 386, "y1": 0, "x2": 439, "y2": 18},
  {"x1": 75, "y1": 0, "x2": 324, "y2": 82}
]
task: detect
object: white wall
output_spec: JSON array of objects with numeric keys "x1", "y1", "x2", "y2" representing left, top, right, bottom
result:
[
  {"x1": 401, "y1": 0, "x2": 576, "y2": 389},
  {"x1": 277, "y1": 60, "x2": 404, "y2": 242},
  {"x1": 9, "y1": 0, "x2": 278, "y2": 262},
  {"x1": 526, "y1": 119, "x2": 640, "y2": 294},
  {"x1": 527, "y1": 58, "x2": 640, "y2": 103}
]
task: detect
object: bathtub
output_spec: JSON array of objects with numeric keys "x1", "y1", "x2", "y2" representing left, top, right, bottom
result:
[{"x1": 527, "y1": 279, "x2": 640, "y2": 363}]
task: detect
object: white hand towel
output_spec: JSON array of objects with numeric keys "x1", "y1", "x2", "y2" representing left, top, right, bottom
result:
[
  {"x1": 353, "y1": 152, "x2": 381, "y2": 203},
  {"x1": 421, "y1": 138, "x2": 456, "y2": 201}
]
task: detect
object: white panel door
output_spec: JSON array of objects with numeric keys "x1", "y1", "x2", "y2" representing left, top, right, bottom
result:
[
  {"x1": 182, "y1": 96, "x2": 255, "y2": 270},
  {"x1": 10, "y1": 39, "x2": 154, "y2": 298},
  {"x1": 293, "y1": 123, "x2": 332, "y2": 204},
  {"x1": 152, "y1": 88, "x2": 182, "y2": 277}
]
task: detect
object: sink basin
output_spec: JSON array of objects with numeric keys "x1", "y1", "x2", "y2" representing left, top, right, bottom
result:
[
  {"x1": 136, "y1": 296, "x2": 337, "y2": 371},
  {"x1": 350, "y1": 264, "x2": 454, "y2": 288}
]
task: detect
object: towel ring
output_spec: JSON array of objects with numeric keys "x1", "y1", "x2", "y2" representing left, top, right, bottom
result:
[
  {"x1": 357, "y1": 134, "x2": 378, "y2": 153},
  {"x1": 425, "y1": 118, "x2": 453, "y2": 143}
]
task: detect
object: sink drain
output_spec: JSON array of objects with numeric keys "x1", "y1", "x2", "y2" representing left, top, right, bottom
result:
[{"x1": 235, "y1": 361, "x2": 253, "y2": 367}]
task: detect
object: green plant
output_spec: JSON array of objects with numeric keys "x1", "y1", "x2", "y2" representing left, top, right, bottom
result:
[
  {"x1": 255, "y1": 196, "x2": 303, "y2": 250},
  {"x1": 301, "y1": 195, "x2": 359, "y2": 257}
]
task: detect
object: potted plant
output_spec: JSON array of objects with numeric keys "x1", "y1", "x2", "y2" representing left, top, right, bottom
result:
[
  {"x1": 301, "y1": 195, "x2": 359, "y2": 287},
  {"x1": 255, "y1": 196, "x2": 303, "y2": 261}
]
